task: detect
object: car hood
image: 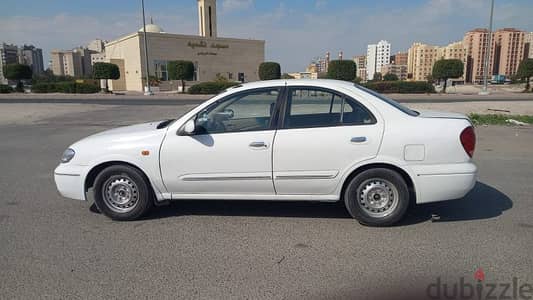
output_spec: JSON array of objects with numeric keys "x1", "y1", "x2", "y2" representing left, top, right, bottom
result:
[
  {"x1": 416, "y1": 109, "x2": 469, "y2": 120},
  {"x1": 88, "y1": 120, "x2": 167, "y2": 138}
]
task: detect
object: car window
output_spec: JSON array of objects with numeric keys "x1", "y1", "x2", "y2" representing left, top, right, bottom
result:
[
  {"x1": 195, "y1": 88, "x2": 280, "y2": 134},
  {"x1": 284, "y1": 87, "x2": 375, "y2": 129}
]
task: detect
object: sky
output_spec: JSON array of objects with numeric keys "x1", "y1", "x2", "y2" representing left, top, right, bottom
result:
[{"x1": 1, "y1": 0, "x2": 532, "y2": 72}]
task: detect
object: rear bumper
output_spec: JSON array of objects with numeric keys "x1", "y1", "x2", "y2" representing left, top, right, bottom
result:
[
  {"x1": 411, "y1": 162, "x2": 477, "y2": 204},
  {"x1": 54, "y1": 164, "x2": 87, "y2": 201}
]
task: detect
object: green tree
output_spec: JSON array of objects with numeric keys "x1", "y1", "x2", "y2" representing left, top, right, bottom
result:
[
  {"x1": 383, "y1": 73, "x2": 399, "y2": 81},
  {"x1": 432, "y1": 59, "x2": 464, "y2": 93},
  {"x1": 517, "y1": 58, "x2": 533, "y2": 92},
  {"x1": 4, "y1": 63, "x2": 32, "y2": 92},
  {"x1": 92, "y1": 62, "x2": 120, "y2": 93},
  {"x1": 372, "y1": 72, "x2": 383, "y2": 81},
  {"x1": 281, "y1": 73, "x2": 295, "y2": 79},
  {"x1": 168, "y1": 60, "x2": 195, "y2": 93},
  {"x1": 259, "y1": 62, "x2": 281, "y2": 80},
  {"x1": 327, "y1": 60, "x2": 356, "y2": 81}
]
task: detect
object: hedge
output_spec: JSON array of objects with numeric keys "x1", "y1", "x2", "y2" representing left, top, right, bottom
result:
[
  {"x1": 0, "y1": 84, "x2": 13, "y2": 94},
  {"x1": 362, "y1": 81, "x2": 435, "y2": 94},
  {"x1": 188, "y1": 81, "x2": 240, "y2": 94},
  {"x1": 32, "y1": 82, "x2": 100, "y2": 94}
]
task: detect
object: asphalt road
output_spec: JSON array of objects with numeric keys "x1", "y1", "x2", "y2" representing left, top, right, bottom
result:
[{"x1": 1, "y1": 103, "x2": 532, "y2": 299}]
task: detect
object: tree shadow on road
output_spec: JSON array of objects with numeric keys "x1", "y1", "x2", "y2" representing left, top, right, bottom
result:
[{"x1": 93, "y1": 181, "x2": 512, "y2": 225}]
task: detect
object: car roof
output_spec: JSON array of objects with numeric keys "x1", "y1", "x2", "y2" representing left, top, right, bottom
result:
[{"x1": 233, "y1": 79, "x2": 356, "y2": 90}]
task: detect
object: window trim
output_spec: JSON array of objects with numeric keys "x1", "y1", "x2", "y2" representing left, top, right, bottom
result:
[
  {"x1": 186, "y1": 86, "x2": 285, "y2": 136},
  {"x1": 279, "y1": 86, "x2": 377, "y2": 130}
]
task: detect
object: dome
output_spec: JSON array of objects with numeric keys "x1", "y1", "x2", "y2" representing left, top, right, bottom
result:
[{"x1": 138, "y1": 23, "x2": 164, "y2": 33}]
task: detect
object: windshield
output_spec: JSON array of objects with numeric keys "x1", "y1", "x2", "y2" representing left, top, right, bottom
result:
[{"x1": 355, "y1": 84, "x2": 419, "y2": 116}]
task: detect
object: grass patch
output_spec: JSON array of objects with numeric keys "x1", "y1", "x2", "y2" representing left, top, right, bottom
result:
[{"x1": 469, "y1": 113, "x2": 533, "y2": 125}]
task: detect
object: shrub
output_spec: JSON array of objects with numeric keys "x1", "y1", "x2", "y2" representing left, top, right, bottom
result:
[
  {"x1": 0, "y1": 84, "x2": 13, "y2": 93},
  {"x1": 168, "y1": 60, "x2": 195, "y2": 92},
  {"x1": 383, "y1": 73, "x2": 399, "y2": 81},
  {"x1": 93, "y1": 62, "x2": 120, "y2": 92},
  {"x1": 259, "y1": 62, "x2": 281, "y2": 80},
  {"x1": 432, "y1": 59, "x2": 464, "y2": 93},
  {"x1": 188, "y1": 81, "x2": 240, "y2": 94},
  {"x1": 32, "y1": 82, "x2": 99, "y2": 94},
  {"x1": 362, "y1": 81, "x2": 435, "y2": 94},
  {"x1": 327, "y1": 60, "x2": 356, "y2": 81}
]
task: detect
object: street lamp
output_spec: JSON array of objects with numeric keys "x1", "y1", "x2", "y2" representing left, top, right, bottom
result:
[
  {"x1": 141, "y1": 0, "x2": 153, "y2": 96},
  {"x1": 480, "y1": 0, "x2": 495, "y2": 95}
]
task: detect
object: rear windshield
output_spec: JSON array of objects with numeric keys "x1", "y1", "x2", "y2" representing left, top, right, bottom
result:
[{"x1": 355, "y1": 85, "x2": 419, "y2": 116}]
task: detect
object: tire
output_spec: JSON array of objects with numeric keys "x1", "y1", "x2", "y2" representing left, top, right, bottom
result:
[
  {"x1": 344, "y1": 168, "x2": 409, "y2": 226},
  {"x1": 93, "y1": 165, "x2": 153, "y2": 221}
]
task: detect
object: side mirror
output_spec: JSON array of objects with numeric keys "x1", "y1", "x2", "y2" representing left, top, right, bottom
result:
[{"x1": 178, "y1": 119, "x2": 196, "y2": 136}]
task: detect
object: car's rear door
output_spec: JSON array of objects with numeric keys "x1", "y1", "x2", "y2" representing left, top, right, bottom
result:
[{"x1": 272, "y1": 86, "x2": 384, "y2": 195}]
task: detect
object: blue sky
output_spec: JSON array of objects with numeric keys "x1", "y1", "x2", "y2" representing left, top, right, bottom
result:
[{"x1": 1, "y1": 0, "x2": 532, "y2": 72}]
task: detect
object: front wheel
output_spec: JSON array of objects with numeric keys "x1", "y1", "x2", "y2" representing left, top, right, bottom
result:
[
  {"x1": 93, "y1": 165, "x2": 153, "y2": 221},
  {"x1": 344, "y1": 168, "x2": 410, "y2": 226}
]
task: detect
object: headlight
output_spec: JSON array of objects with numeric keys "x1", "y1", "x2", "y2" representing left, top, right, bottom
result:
[{"x1": 60, "y1": 148, "x2": 76, "y2": 163}]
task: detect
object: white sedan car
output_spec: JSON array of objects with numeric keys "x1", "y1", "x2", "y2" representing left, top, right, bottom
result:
[{"x1": 54, "y1": 79, "x2": 477, "y2": 226}]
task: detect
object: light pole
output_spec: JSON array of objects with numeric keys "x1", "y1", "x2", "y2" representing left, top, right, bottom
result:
[
  {"x1": 141, "y1": 0, "x2": 153, "y2": 96},
  {"x1": 480, "y1": 0, "x2": 495, "y2": 95}
]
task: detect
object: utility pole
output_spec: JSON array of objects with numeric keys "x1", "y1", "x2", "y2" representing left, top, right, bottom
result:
[
  {"x1": 480, "y1": 0, "x2": 495, "y2": 95},
  {"x1": 141, "y1": 0, "x2": 153, "y2": 96}
]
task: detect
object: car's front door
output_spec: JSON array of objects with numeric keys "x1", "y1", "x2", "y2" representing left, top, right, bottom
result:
[
  {"x1": 160, "y1": 87, "x2": 282, "y2": 197},
  {"x1": 273, "y1": 86, "x2": 384, "y2": 195}
]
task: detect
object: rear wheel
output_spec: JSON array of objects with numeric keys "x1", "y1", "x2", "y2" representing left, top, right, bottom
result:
[
  {"x1": 93, "y1": 165, "x2": 153, "y2": 221},
  {"x1": 344, "y1": 168, "x2": 409, "y2": 226}
]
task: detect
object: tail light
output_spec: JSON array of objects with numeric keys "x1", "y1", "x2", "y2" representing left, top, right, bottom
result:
[{"x1": 460, "y1": 126, "x2": 476, "y2": 158}]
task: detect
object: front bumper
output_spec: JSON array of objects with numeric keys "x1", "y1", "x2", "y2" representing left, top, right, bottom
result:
[
  {"x1": 54, "y1": 164, "x2": 87, "y2": 201},
  {"x1": 411, "y1": 162, "x2": 477, "y2": 204}
]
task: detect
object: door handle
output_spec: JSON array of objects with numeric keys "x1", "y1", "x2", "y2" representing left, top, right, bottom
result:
[
  {"x1": 351, "y1": 136, "x2": 367, "y2": 143},
  {"x1": 249, "y1": 141, "x2": 268, "y2": 149}
]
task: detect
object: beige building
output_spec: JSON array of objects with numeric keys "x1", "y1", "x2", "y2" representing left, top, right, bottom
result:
[
  {"x1": 353, "y1": 55, "x2": 367, "y2": 80},
  {"x1": 492, "y1": 28, "x2": 525, "y2": 78},
  {"x1": 103, "y1": 0, "x2": 264, "y2": 92},
  {"x1": 407, "y1": 42, "x2": 439, "y2": 81},
  {"x1": 288, "y1": 72, "x2": 318, "y2": 80},
  {"x1": 525, "y1": 32, "x2": 533, "y2": 59},
  {"x1": 51, "y1": 47, "x2": 94, "y2": 77},
  {"x1": 391, "y1": 52, "x2": 408, "y2": 65},
  {"x1": 381, "y1": 64, "x2": 408, "y2": 81},
  {"x1": 463, "y1": 28, "x2": 493, "y2": 83}
]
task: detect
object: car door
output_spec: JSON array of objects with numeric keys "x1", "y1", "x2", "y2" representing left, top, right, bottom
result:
[
  {"x1": 160, "y1": 87, "x2": 282, "y2": 197},
  {"x1": 273, "y1": 86, "x2": 384, "y2": 195}
]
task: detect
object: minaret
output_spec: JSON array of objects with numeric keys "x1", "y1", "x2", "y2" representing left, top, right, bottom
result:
[{"x1": 198, "y1": 0, "x2": 217, "y2": 38}]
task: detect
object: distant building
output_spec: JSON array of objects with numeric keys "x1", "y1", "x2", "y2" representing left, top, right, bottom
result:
[
  {"x1": 366, "y1": 40, "x2": 391, "y2": 80},
  {"x1": 288, "y1": 72, "x2": 318, "y2": 79},
  {"x1": 353, "y1": 55, "x2": 367, "y2": 81},
  {"x1": 100, "y1": 0, "x2": 264, "y2": 91},
  {"x1": 381, "y1": 64, "x2": 408, "y2": 81},
  {"x1": 437, "y1": 41, "x2": 467, "y2": 81},
  {"x1": 390, "y1": 52, "x2": 408, "y2": 65},
  {"x1": 0, "y1": 43, "x2": 19, "y2": 84},
  {"x1": 525, "y1": 32, "x2": 533, "y2": 59},
  {"x1": 491, "y1": 28, "x2": 525, "y2": 78},
  {"x1": 51, "y1": 49, "x2": 83, "y2": 77},
  {"x1": 88, "y1": 39, "x2": 105, "y2": 53},
  {"x1": 463, "y1": 28, "x2": 526, "y2": 83},
  {"x1": 407, "y1": 42, "x2": 439, "y2": 81},
  {"x1": 463, "y1": 28, "x2": 492, "y2": 84},
  {"x1": 18, "y1": 45, "x2": 44, "y2": 75}
]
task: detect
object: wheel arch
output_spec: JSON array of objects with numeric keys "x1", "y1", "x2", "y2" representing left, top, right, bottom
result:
[
  {"x1": 84, "y1": 161, "x2": 157, "y2": 200},
  {"x1": 340, "y1": 163, "x2": 416, "y2": 205}
]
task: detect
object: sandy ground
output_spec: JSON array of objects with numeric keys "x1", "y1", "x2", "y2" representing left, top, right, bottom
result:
[
  {"x1": 0, "y1": 104, "x2": 119, "y2": 126},
  {"x1": 406, "y1": 100, "x2": 533, "y2": 115},
  {"x1": 1, "y1": 100, "x2": 532, "y2": 127}
]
